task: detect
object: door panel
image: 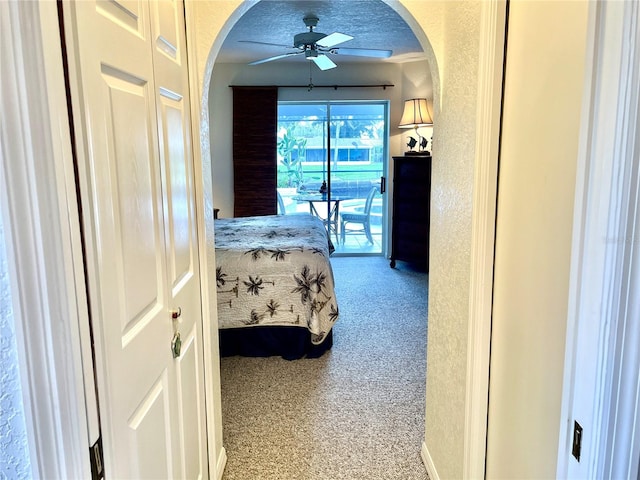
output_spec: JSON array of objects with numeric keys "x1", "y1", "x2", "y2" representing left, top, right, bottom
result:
[
  {"x1": 150, "y1": 1, "x2": 207, "y2": 477},
  {"x1": 127, "y1": 372, "x2": 173, "y2": 479},
  {"x1": 100, "y1": 71, "x2": 165, "y2": 337},
  {"x1": 95, "y1": 0, "x2": 143, "y2": 37},
  {"x1": 71, "y1": 3, "x2": 173, "y2": 476},
  {"x1": 328, "y1": 103, "x2": 386, "y2": 254},
  {"x1": 158, "y1": 95, "x2": 194, "y2": 291},
  {"x1": 152, "y1": 0, "x2": 180, "y2": 60},
  {"x1": 67, "y1": 0, "x2": 207, "y2": 478},
  {"x1": 276, "y1": 102, "x2": 387, "y2": 254},
  {"x1": 177, "y1": 326, "x2": 204, "y2": 480}
]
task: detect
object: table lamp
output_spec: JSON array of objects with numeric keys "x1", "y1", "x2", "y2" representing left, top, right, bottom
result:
[{"x1": 399, "y1": 98, "x2": 433, "y2": 155}]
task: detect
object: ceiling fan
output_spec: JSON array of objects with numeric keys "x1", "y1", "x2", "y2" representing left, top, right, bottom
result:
[{"x1": 241, "y1": 16, "x2": 393, "y2": 71}]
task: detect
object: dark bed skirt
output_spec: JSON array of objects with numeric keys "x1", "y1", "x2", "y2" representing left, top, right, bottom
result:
[{"x1": 219, "y1": 326, "x2": 333, "y2": 360}]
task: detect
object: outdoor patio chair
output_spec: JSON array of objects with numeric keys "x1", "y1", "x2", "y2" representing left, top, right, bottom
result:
[{"x1": 340, "y1": 186, "x2": 379, "y2": 244}]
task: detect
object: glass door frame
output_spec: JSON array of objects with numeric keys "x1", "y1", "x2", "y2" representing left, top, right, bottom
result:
[{"x1": 277, "y1": 100, "x2": 389, "y2": 257}]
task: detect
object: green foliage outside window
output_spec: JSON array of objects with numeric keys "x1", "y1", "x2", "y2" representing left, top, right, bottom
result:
[{"x1": 277, "y1": 130, "x2": 307, "y2": 188}]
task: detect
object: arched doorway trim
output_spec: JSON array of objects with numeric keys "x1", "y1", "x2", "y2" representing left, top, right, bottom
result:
[
  {"x1": 183, "y1": 2, "x2": 262, "y2": 475},
  {"x1": 367, "y1": 2, "x2": 507, "y2": 478},
  {"x1": 186, "y1": 1, "x2": 506, "y2": 478},
  {"x1": 460, "y1": 1, "x2": 506, "y2": 478}
]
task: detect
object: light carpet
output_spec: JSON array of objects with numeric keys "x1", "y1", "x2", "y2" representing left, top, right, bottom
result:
[{"x1": 220, "y1": 256, "x2": 429, "y2": 480}]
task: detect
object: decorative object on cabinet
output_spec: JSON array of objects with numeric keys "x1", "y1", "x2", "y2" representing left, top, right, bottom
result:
[
  {"x1": 390, "y1": 155, "x2": 431, "y2": 270},
  {"x1": 398, "y1": 98, "x2": 433, "y2": 155}
]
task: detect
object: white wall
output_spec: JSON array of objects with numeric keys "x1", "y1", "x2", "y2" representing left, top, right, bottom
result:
[
  {"x1": 0, "y1": 211, "x2": 32, "y2": 479},
  {"x1": 207, "y1": 60, "x2": 432, "y2": 218},
  {"x1": 419, "y1": 2, "x2": 483, "y2": 477},
  {"x1": 486, "y1": 1, "x2": 589, "y2": 477}
]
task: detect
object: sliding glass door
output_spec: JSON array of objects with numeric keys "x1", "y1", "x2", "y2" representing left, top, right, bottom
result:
[{"x1": 277, "y1": 101, "x2": 387, "y2": 255}]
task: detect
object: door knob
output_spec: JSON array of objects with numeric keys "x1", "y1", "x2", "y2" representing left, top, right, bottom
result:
[{"x1": 170, "y1": 307, "x2": 182, "y2": 319}]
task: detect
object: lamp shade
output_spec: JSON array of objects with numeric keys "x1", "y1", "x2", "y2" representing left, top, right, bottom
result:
[{"x1": 398, "y1": 98, "x2": 433, "y2": 128}]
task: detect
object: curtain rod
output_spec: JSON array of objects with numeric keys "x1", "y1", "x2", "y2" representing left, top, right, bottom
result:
[{"x1": 230, "y1": 84, "x2": 394, "y2": 90}]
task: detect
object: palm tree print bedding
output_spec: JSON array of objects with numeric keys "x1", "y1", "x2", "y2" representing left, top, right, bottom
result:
[{"x1": 214, "y1": 214, "x2": 338, "y2": 345}]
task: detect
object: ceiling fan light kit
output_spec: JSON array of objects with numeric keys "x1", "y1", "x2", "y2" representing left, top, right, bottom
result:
[{"x1": 244, "y1": 15, "x2": 392, "y2": 71}]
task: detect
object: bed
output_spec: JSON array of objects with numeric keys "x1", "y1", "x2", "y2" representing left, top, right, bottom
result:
[{"x1": 214, "y1": 214, "x2": 339, "y2": 359}]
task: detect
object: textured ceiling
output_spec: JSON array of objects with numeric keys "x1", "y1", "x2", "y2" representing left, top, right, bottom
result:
[{"x1": 216, "y1": 0, "x2": 424, "y2": 66}]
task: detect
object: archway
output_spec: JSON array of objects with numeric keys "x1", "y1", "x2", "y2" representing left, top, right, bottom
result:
[{"x1": 187, "y1": 2, "x2": 503, "y2": 478}]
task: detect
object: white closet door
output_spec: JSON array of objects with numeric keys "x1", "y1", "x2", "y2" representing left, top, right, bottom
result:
[
  {"x1": 150, "y1": 1, "x2": 208, "y2": 478},
  {"x1": 66, "y1": 0, "x2": 207, "y2": 477}
]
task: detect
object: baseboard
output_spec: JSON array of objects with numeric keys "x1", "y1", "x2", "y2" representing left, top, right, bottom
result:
[
  {"x1": 216, "y1": 447, "x2": 227, "y2": 480},
  {"x1": 421, "y1": 441, "x2": 440, "y2": 480}
]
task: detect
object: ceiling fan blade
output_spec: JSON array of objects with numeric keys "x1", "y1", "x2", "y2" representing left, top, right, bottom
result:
[
  {"x1": 331, "y1": 47, "x2": 393, "y2": 58},
  {"x1": 239, "y1": 40, "x2": 295, "y2": 49},
  {"x1": 249, "y1": 51, "x2": 303, "y2": 66},
  {"x1": 317, "y1": 32, "x2": 353, "y2": 48},
  {"x1": 311, "y1": 54, "x2": 337, "y2": 71}
]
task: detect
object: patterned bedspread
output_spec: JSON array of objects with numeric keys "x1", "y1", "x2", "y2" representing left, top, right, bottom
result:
[{"x1": 214, "y1": 214, "x2": 338, "y2": 345}]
